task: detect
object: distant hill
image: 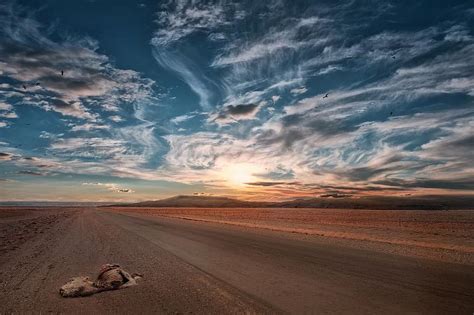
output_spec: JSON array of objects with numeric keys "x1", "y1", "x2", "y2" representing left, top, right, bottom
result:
[
  {"x1": 107, "y1": 194, "x2": 474, "y2": 210},
  {"x1": 274, "y1": 195, "x2": 474, "y2": 210},
  {"x1": 118, "y1": 195, "x2": 272, "y2": 208}
]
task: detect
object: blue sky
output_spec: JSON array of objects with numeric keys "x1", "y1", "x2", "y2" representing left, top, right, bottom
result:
[{"x1": 0, "y1": 0, "x2": 473, "y2": 201}]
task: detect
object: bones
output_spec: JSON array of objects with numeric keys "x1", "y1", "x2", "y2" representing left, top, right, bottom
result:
[{"x1": 59, "y1": 264, "x2": 142, "y2": 298}]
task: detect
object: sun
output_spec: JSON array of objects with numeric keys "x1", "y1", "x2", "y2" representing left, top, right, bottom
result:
[{"x1": 222, "y1": 163, "x2": 260, "y2": 187}]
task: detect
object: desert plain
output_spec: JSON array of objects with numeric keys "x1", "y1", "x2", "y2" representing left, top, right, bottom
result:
[{"x1": 0, "y1": 206, "x2": 473, "y2": 314}]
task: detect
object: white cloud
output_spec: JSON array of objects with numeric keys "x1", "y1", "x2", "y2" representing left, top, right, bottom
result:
[
  {"x1": 70, "y1": 123, "x2": 108, "y2": 132},
  {"x1": 317, "y1": 65, "x2": 343, "y2": 75},
  {"x1": 0, "y1": 4, "x2": 157, "y2": 120},
  {"x1": 151, "y1": 49, "x2": 213, "y2": 110},
  {"x1": 0, "y1": 101, "x2": 17, "y2": 119},
  {"x1": 170, "y1": 113, "x2": 195, "y2": 124},
  {"x1": 82, "y1": 182, "x2": 134, "y2": 193},
  {"x1": 290, "y1": 87, "x2": 307, "y2": 95},
  {"x1": 152, "y1": 1, "x2": 240, "y2": 46},
  {"x1": 109, "y1": 115, "x2": 124, "y2": 122},
  {"x1": 0, "y1": 102, "x2": 12, "y2": 111},
  {"x1": 212, "y1": 17, "x2": 327, "y2": 66},
  {"x1": 51, "y1": 137, "x2": 128, "y2": 158},
  {"x1": 0, "y1": 111, "x2": 17, "y2": 118}
]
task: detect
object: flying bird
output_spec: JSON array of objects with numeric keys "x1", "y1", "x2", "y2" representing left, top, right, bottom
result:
[
  {"x1": 61, "y1": 70, "x2": 64, "y2": 76},
  {"x1": 323, "y1": 93, "x2": 329, "y2": 99},
  {"x1": 22, "y1": 85, "x2": 27, "y2": 90},
  {"x1": 390, "y1": 112, "x2": 393, "y2": 116},
  {"x1": 36, "y1": 82, "x2": 41, "y2": 86},
  {"x1": 391, "y1": 55, "x2": 396, "y2": 59}
]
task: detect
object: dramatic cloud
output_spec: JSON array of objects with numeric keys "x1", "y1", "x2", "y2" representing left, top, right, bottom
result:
[
  {"x1": 82, "y1": 182, "x2": 135, "y2": 193},
  {"x1": 0, "y1": 3, "x2": 157, "y2": 120},
  {"x1": 1, "y1": 0, "x2": 473, "y2": 201}
]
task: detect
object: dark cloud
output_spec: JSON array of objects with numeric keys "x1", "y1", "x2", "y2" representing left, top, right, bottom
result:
[
  {"x1": 255, "y1": 113, "x2": 360, "y2": 149},
  {"x1": 246, "y1": 181, "x2": 301, "y2": 187},
  {"x1": 260, "y1": 167, "x2": 295, "y2": 180},
  {"x1": 258, "y1": 113, "x2": 362, "y2": 151},
  {"x1": 41, "y1": 76, "x2": 106, "y2": 94},
  {"x1": 333, "y1": 153, "x2": 432, "y2": 183},
  {"x1": 342, "y1": 166, "x2": 393, "y2": 182},
  {"x1": 37, "y1": 164, "x2": 53, "y2": 168},
  {"x1": 283, "y1": 114, "x2": 356, "y2": 136},
  {"x1": 306, "y1": 118, "x2": 358, "y2": 136},
  {"x1": 226, "y1": 103, "x2": 259, "y2": 116},
  {"x1": 256, "y1": 128, "x2": 306, "y2": 149},
  {"x1": 447, "y1": 135, "x2": 474, "y2": 148},
  {"x1": 0, "y1": 152, "x2": 13, "y2": 160},
  {"x1": 0, "y1": 6, "x2": 157, "y2": 121},
  {"x1": 246, "y1": 181, "x2": 287, "y2": 187},
  {"x1": 375, "y1": 178, "x2": 474, "y2": 190},
  {"x1": 320, "y1": 193, "x2": 352, "y2": 198},
  {"x1": 316, "y1": 184, "x2": 406, "y2": 192},
  {"x1": 425, "y1": 134, "x2": 474, "y2": 161},
  {"x1": 213, "y1": 103, "x2": 261, "y2": 123},
  {"x1": 18, "y1": 170, "x2": 43, "y2": 176}
]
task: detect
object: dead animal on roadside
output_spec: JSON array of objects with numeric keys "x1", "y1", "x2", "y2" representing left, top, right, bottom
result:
[{"x1": 59, "y1": 264, "x2": 143, "y2": 297}]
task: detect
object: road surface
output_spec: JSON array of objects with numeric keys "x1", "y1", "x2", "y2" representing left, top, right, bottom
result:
[{"x1": 0, "y1": 208, "x2": 473, "y2": 314}]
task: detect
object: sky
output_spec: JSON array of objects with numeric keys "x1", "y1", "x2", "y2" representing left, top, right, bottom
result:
[{"x1": 0, "y1": 0, "x2": 473, "y2": 202}]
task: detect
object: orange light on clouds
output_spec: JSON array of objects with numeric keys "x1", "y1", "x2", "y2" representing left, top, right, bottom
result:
[{"x1": 220, "y1": 163, "x2": 262, "y2": 187}]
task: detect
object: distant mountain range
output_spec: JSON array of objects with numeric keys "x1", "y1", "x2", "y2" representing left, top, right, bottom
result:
[
  {"x1": 124, "y1": 195, "x2": 268, "y2": 208},
  {"x1": 108, "y1": 194, "x2": 474, "y2": 210}
]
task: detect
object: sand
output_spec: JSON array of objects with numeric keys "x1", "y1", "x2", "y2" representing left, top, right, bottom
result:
[
  {"x1": 1, "y1": 206, "x2": 473, "y2": 313},
  {"x1": 106, "y1": 207, "x2": 474, "y2": 265}
]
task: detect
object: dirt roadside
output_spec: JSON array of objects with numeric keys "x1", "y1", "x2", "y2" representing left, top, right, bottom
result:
[{"x1": 0, "y1": 207, "x2": 276, "y2": 314}]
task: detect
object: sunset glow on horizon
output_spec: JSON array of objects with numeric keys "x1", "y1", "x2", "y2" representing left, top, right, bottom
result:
[{"x1": 0, "y1": 1, "x2": 473, "y2": 202}]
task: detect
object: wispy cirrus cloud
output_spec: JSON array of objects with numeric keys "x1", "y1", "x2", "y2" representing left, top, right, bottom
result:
[
  {"x1": 0, "y1": 2, "x2": 170, "y2": 187},
  {"x1": 151, "y1": 49, "x2": 214, "y2": 110},
  {"x1": 153, "y1": 3, "x2": 474, "y2": 197},
  {"x1": 2, "y1": 0, "x2": 473, "y2": 201},
  {"x1": 153, "y1": 0, "x2": 238, "y2": 47},
  {"x1": 150, "y1": 0, "x2": 245, "y2": 110}
]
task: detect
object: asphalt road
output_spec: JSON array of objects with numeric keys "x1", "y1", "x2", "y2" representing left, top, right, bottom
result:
[{"x1": 1, "y1": 208, "x2": 473, "y2": 314}]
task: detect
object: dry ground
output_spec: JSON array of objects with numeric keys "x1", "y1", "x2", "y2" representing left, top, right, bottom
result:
[
  {"x1": 107, "y1": 207, "x2": 474, "y2": 264},
  {"x1": 0, "y1": 207, "x2": 274, "y2": 314},
  {"x1": 1, "y1": 206, "x2": 473, "y2": 314}
]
